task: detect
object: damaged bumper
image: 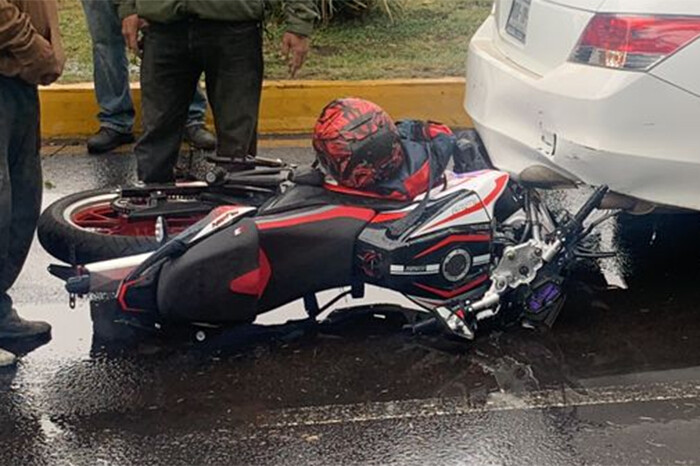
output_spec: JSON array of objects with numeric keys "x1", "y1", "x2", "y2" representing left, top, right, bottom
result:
[{"x1": 465, "y1": 16, "x2": 700, "y2": 212}]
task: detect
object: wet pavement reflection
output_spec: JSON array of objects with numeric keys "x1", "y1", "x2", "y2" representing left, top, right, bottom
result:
[{"x1": 2, "y1": 150, "x2": 700, "y2": 465}]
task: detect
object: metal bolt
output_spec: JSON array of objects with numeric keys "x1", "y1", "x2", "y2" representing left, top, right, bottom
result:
[
  {"x1": 506, "y1": 251, "x2": 516, "y2": 261},
  {"x1": 519, "y1": 266, "x2": 530, "y2": 276},
  {"x1": 534, "y1": 248, "x2": 542, "y2": 257}
]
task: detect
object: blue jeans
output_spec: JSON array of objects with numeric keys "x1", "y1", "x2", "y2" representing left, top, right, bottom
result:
[
  {"x1": 0, "y1": 77, "x2": 41, "y2": 317},
  {"x1": 81, "y1": 0, "x2": 207, "y2": 134}
]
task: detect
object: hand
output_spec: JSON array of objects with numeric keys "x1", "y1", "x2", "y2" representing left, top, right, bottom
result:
[
  {"x1": 18, "y1": 35, "x2": 62, "y2": 85},
  {"x1": 122, "y1": 14, "x2": 148, "y2": 53},
  {"x1": 38, "y1": 72, "x2": 61, "y2": 86},
  {"x1": 281, "y1": 32, "x2": 310, "y2": 78}
]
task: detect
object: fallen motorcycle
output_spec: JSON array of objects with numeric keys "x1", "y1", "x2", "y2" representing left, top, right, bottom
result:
[{"x1": 39, "y1": 139, "x2": 615, "y2": 341}]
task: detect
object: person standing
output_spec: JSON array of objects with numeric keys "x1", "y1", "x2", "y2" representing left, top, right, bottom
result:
[
  {"x1": 0, "y1": 0, "x2": 65, "y2": 366},
  {"x1": 81, "y1": 0, "x2": 216, "y2": 154},
  {"x1": 119, "y1": 0, "x2": 317, "y2": 183}
]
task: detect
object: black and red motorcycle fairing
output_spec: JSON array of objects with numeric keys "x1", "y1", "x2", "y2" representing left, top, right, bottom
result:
[{"x1": 157, "y1": 203, "x2": 376, "y2": 323}]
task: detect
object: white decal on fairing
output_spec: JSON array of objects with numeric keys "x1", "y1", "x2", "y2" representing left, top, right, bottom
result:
[
  {"x1": 410, "y1": 170, "x2": 509, "y2": 238},
  {"x1": 192, "y1": 206, "x2": 256, "y2": 242},
  {"x1": 389, "y1": 264, "x2": 441, "y2": 276}
]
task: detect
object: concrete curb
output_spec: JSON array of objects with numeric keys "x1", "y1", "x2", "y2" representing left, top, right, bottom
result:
[{"x1": 39, "y1": 78, "x2": 471, "y2": 139}]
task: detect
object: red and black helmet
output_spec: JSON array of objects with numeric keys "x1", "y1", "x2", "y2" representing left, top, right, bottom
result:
[{"x1": 312, "y1": 98, "x2": 405, "y2": 190}]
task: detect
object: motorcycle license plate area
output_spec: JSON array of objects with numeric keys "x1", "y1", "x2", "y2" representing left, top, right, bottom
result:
[{"x1": 506, "y1": 0, "x2": 531, "y2": 44}]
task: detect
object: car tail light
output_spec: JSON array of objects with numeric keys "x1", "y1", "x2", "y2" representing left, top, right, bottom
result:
[{"x1": 571, "y1": 14, "x2": 700, "y2": 71}]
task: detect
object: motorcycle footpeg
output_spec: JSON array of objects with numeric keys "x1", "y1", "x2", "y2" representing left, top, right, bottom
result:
[
  {"x1": 48, "y1": 264, "x2": 80, "y2": 282},
  {"x1": 434, "y1": 305, "x2": 476, "y2": 340},
  {"x1": 66, "y1": 274, "x2": 91, "y2": 295}
]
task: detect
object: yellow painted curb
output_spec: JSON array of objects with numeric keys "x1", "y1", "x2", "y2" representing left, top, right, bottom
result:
[{"x1": 40, "y1": 78, "x2": 472, "y2": 139}]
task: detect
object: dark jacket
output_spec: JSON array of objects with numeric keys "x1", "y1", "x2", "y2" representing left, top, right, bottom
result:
[{"x1": 117, "y1": 0, "x2": 317, "y2": 37}]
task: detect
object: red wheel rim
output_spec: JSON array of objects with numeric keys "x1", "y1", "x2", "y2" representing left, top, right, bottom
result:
[{"x1": 70, "y1": 203, "x2": 204, "y2": 237}]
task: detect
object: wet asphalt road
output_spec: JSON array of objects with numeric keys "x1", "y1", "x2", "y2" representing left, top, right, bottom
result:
[{"x1": 3, "y1": 147, "x2": 700, "y2": 465}]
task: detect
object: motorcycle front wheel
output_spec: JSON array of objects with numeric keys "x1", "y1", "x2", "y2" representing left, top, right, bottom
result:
[{"x1": 38, "y1": 188, "x2": 208, "y2": 264}]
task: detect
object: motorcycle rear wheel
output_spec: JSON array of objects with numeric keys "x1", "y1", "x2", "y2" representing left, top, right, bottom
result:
[{"x1": 38, "y1": 188, "x2": 207, "y2": 264}]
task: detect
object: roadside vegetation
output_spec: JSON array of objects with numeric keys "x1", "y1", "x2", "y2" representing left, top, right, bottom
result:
[{"x1": 57, "y1": 0, "x2": 492, "y2": 83}]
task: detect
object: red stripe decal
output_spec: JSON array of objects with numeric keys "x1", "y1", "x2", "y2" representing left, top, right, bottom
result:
[
  {"x1": 413, "y1": 275, "x2": 489, "y2": 299},
  {"x1": 426, "y1": 174, "x2": 509, "y2": 230},
  {"x1": 257, "y1": 206, "x2": 375, "y2": 231},
  {"x1": 229, "y1": 248, "x2": 272, "y2": 298},
  {"x1": 413, "y1": 234, "x2": 491, "y2": 259},
  {"x1": 370, "y1": 212, "x2": 408, "y2": 224}
]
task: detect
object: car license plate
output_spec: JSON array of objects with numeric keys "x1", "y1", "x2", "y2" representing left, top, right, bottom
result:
[{"x1": 506, "y1": 0, "x2": 531, "y2": 44}]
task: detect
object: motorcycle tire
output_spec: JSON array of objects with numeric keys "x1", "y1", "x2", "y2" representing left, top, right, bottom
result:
[{"x1": 38, "y1": 188, "x2": 202, "y2": 265}]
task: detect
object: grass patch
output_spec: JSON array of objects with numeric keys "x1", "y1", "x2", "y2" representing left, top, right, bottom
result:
[{"x1": 57, "y1": 0, "x2": 491, "y2": 83}]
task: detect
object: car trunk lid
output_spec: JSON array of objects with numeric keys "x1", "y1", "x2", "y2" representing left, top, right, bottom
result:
[
  {"x1": 492, "y1": 0, "x2": 599, "y2": 76},
  {"x1": 546, "y1": 0, "x2": 605, "y2": 10}
]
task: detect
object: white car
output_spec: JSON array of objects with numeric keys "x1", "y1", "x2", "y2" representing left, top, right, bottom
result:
[{"x1": 466, "y1": 0, "x2": 700, "y2": 212}]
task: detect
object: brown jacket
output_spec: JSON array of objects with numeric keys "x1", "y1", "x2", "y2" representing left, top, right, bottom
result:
[{"x1": 0, "y1": 0, "x2": 64, "y2": 84}]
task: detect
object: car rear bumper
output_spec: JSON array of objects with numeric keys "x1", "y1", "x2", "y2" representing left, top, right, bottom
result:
[{"x1": 466, "y1": 16, "x2": 700, "y2": 211}]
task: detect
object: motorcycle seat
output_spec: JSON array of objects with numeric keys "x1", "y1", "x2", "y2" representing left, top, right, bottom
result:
[{"x1": 260, "y1": 183, "x2": 412, "y2": 217}]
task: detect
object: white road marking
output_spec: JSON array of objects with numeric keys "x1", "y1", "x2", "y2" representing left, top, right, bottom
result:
[{"x1": 258, "y1": 381, "x2": 700, "y2": 428}]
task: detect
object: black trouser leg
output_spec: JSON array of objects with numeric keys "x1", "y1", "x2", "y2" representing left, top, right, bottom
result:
[
  {"x1": 197, "y1": 21, "x2": 263, "y2": 160},
  {"x1": 0, "y1": 77, "x2": 41, "y2": 317},
  {"x1": 136, "y1": 22, "x2": 201, "y2": 183}
]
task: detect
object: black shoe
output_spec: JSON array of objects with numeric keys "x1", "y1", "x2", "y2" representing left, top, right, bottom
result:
[
  {"x1": 0, "y1": 308, "x2": 51, "y2": 340},
  {"x1": 87, "y1": 127, "x2": 135, "y2": 154},
  {"x1": 184, "y1": 124, "x2": 216, "y2": 151}
]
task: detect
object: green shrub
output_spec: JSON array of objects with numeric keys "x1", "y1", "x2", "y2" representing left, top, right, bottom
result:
[
  {"x1": 317, "y1": 0, "x2": 406, "y2": 22},
  {"x1": 269, "y1": 0, "x2": 405, "y2": 24}
]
